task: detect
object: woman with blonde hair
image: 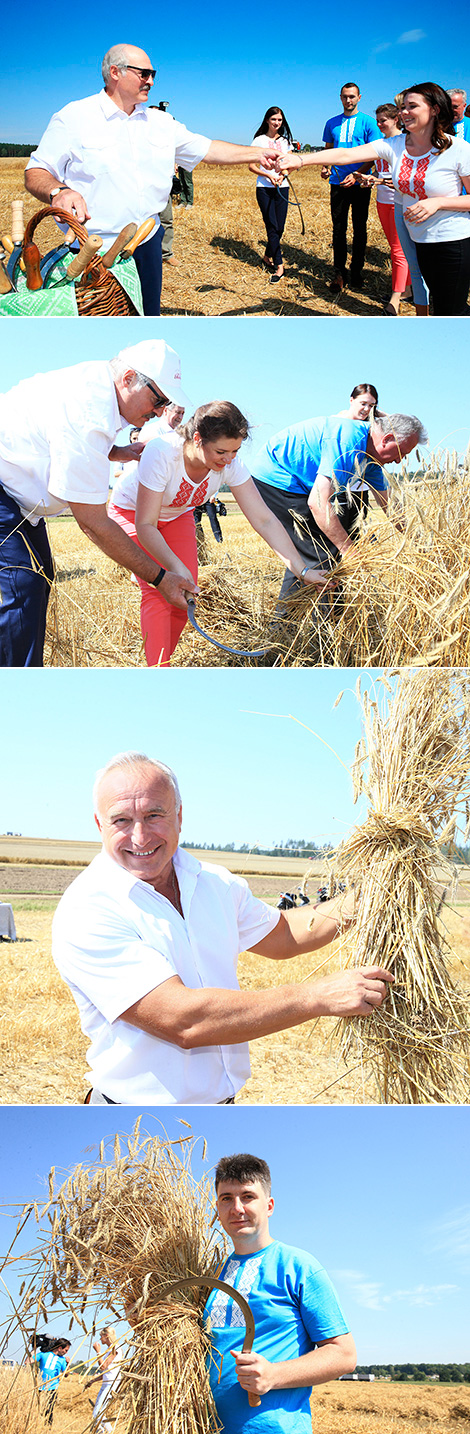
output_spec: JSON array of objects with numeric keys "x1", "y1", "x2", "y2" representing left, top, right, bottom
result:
[{"x1": 92, "y1": 1326, "x2": 122, "y2": 1433}]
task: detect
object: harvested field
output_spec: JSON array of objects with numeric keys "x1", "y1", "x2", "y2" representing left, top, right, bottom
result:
[
  {"x1": 1, "y1": 896, "x2": 469, "y2": 1105},
  {"x1": 1, "y1": 1370, "x2": 469, "y2": 1434},
  {"x1": 0, "y1": 158, "x2": 415, "y2": 318},
  {"x1": 37, "y1": 447, "x2": 470, "y2": 667}
]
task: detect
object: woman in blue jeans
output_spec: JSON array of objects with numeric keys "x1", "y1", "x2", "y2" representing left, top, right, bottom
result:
[{"x1": 249, "y1": 106, "x2": 293, "y2": 282}]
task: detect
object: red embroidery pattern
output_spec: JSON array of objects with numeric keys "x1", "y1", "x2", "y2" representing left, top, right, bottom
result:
[
  {"x1": 170, "y1": 477, "x2": 210, "y2": 509},
  {"x1": 397, "y1": 152, "x2": 414, "y2": 196},
  {"x1": 414, "y1": 154, "x2": 431, "y2": 199}
]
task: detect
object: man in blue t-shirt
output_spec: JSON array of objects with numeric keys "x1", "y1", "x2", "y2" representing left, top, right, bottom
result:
[
  {"x1": 204, "y1": 1153, "x2": 355, "y2": 1434},
  {"x1": 251, "y1": 408, "x2": 426, "y2": 618},
  {"x1": 448, "y1": 88, "x2": 470, "y2": 141},
  {"x1": 322, "y1": 82, "x2": 381, "y2": 293}
]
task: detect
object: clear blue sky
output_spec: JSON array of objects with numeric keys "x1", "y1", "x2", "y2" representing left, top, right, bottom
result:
[
  {"x1": 0, "y1": 1106, "x2": 468, "y2": 1364},
  {"x1": 0, "y1": 1, "x2": 468, "y2": 145},
  {"x1": 0, "y1": 668, "x2": 389, "y2": 847},
  {"x1": 1, "y1": 318, "x2": 469, "y2": 459}
]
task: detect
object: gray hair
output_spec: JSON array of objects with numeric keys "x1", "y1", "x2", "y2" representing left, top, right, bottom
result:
[
  {"x1": 109, "y1": 358, "x2": 152, "y2": 391},
  {"x1": 101, "y1": 45, "x2": 134, "y2": 84},
  {"x1": 448, "y1": 87, "x2": 467, "y2": 103},
  {"x1": 93, "y1": 752, "x2": 181, "y2": 817},
  {"x1": 371, "y1": 411, "x2": 428, "y2": 445}
]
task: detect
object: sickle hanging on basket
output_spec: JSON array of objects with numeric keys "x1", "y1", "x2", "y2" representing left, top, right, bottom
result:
[
  {"x1": 286, "y1": 175, "x2": 305, "y2": 235},
  {"x1": 185, "y1": 597, "x2": 267, "y2": 661},
  {"x1": 157, "y1": 1273, "x2": 261, "y2": 1408}
]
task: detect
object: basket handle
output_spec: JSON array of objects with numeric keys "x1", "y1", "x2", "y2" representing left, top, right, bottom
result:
[{"x1": 23, "y1": 206, "x2": 90, "y2": 253}]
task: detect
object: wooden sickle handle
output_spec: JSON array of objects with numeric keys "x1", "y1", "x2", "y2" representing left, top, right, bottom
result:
[
  {"x1": 121, "y1": 217, "x2": 155, "y2": 256},
  {"x1": 157, "y1": 1273, "x2": 261, "y2": 1408},
  {"x1": 102, "y1": 223, "x2": 137, "y2": 269},
  {"x1": 66, "y1": 235, "x2": 102, "y2": 280},
  {"x1": 24, "y1": 242, "x2": 43, "y2": 289},
  {"x1": 0, "y1": 258, "x2": 14, "y2": 293}
]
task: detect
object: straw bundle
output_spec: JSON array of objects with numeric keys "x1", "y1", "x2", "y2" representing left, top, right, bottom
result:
[
  {"x1": 4, "y1": 1122, "x2": 226, "y2": 1434},
  {"x1": 328, "y1": 670, "x2": 470, "y2": 1103},
  {"x1": 0, "y1": 1367, "x2": 47, "y2": 1434}
]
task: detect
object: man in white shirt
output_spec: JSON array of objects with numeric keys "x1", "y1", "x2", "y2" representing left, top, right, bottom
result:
[
  {"x1": 25, "y1": 43, "x2": 279, "y2": 314},
  {"x1": 52, "y1": 750, "x2": 393, "y2": 1105},
  {"x1": 0, "y1": 340, "x2": 196, "y2": 667}
]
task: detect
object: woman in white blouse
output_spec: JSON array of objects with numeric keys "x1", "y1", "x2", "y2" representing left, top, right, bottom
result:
[
  {"x1": 249, "y1": 106, "x2": 293, "y2": 283},
  {"x1": 279, "y1": 82, "x2": 470, "y2": 315},
  {"x1": 109, "y1": 401, "x2": 327, "y2": 665},
  {"x1": 92, "y1": 1327, "x2": 123, "y2": 1433}
]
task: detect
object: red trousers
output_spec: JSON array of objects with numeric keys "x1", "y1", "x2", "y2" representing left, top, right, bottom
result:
[
  {"x1": 377, "y1": 201, "x2": 411, "y2": 294},
  {"x1": 109, "y1": 503, "x2": 198, "y2": 666}
]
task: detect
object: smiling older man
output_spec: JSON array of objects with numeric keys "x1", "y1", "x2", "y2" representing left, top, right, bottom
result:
[
  {"x1": 25, "y1": 42, "x2": 279, "y2": 314},
  {"x1": 52, "y1": 750, "x2": 393, "y2": 1106},
  {"x1": 0, "y1": 340, "x2": 195, "y2": 667}
]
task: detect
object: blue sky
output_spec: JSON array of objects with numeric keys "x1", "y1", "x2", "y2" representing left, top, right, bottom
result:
[
  {"x1": 0, "y1": 1106, "x2": 469, "y2": 1364},
  {"x1": 0, "y1": 668, "x2": 389, "y2": 847},
  {"x1": 1, "y1": 318, "x2": 469, "y2": 459},
  {"x1": 1, "y1": 1, "x2": 468, "y2": 145}
]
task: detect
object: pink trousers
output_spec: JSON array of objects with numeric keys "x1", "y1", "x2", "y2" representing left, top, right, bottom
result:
[
  {"x1": 109, "y1": 503, "x2": 198, "y2": 666},
  {"x1": 377, "y1": 201, "x2": 411, "y2": 294}
]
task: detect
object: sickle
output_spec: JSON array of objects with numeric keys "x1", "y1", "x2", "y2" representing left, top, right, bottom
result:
[
  {"x1": 186, "y1": 598, "x2": 267, "y2": 661},
  {"x1": 101, "y1": 223, "x2": 137, "y2": 269},
  {"x1": 157, "y1": 1273, "x2": 261, "y2": 1408},
  {"x1": 286, "y1": 175, "x2": 305, "y2": 235},
  {"x1": 121, "y1": 217, "x2": 156, "y2": 256},
  {"x1": 65, "y1": 235, "x2": 102, "y2": 280}
]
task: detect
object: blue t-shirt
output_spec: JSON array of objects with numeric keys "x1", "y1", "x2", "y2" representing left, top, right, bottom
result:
[
  {"x1": 204, "y1": 1240, "x2": 349, "y2": 1434},
  {"x1": 34, "y1": 1352, "x2": 67, "y2": 1391},
  {"x1": 322, "y1": 111, "x2": 381, "y2": 184},
  {"x1": 251, "y1": 417, "x2": 387, "y2": 498},
  {"x1": 453, "y1": 117, "x2": 470, "y2": 143}
]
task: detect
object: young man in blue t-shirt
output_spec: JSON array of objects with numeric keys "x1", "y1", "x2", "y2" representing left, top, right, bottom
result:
[
  {"x1": 322, "y1": 82, "x2": 380, "y2": 293},
  {"x1": 204, "y1": 1154, "x2": 356, "y2": 1434}
]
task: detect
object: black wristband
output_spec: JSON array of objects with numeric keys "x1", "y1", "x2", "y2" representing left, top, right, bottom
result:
[
  {"x1": 49, "y1": 185, "x2": 71, "y2": 203},
  {"x1": 151, "y1": 567, "x2": 167, "y2": 588}
]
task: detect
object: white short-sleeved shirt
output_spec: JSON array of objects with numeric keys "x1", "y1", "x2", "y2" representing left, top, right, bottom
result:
[
  {"x1": 26, "y1": 91, "x2": 211, "y2": 248},
  {"x1": 52, "y1": 846, "x2": 281, "y2": 1104},
  {"x1": 110, "y1": 431, "x2": 251, "y2": 521},
  {"x1": 253, "y1": 133, "x2": 290, "y2": 189},
  {"x1": 373, "y1": 133, "x2": 470, "y2": 241},
  {"x1": 0, "y1": 360, "x2": 124, "y2": 524}
]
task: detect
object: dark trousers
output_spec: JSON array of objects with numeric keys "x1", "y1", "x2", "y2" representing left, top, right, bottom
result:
[
  {"x1": 415, "y1": 237, "x2": 470, "y2": 315},
  {"x1": 0, "y1": 484, "x2": 54, "y2": 667},
  {"x1": 252, "y1": 476, "x2": 366, "y2": 615},
  {"x1": 43, "y1": 1390, "x2": 58, "y2": 1426},
  {"x1": 178, "y1": 168, "x2": 194, "y2": 205},
  {"x1": 256, "y1": 186, "x2": 289, "y2": 269},
  {"x1": 330, "y1": 184, "x2": 371, "y2": 278},
  {"x1": 134, "y1": 224, "x2": 163, "y2": 315}
]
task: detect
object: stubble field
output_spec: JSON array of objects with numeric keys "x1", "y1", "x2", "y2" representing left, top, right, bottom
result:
[
  {"x1": 1, "y1": 1369, "x2": 469, "y2": 1434},
  {"x1": 0, "y1": 157, "x2": 415, "y2": 317},
  {"x1": 1, "y1": 847, "x2": 469, "y2": 1105}
]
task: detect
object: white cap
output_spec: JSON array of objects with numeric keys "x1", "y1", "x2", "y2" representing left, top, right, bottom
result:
[{"x1": 116, "y1": 340, "x2": 192, "y2": 410}]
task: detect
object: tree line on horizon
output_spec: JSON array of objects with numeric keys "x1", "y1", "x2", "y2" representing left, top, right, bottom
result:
[
  {"x1": 182, "y1": 838, "x2": 334, "y2": 859},
  {"x1": 356, "y1": 1363, "x2": 470, "y2": 1382},
  {"x1": 0, "y1": 143, "x2": 36, "y2": 156}
]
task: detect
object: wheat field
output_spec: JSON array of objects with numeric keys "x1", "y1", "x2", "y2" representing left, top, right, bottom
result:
[
  {"x1": 1, "y1": 893, "x2": 469, "y2": 1106},
  {"x1": 0, "y1": 157, "x2": 415, "y2": 318}
]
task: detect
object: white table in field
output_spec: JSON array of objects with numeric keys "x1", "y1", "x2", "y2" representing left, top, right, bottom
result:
[{"x1": 0, "y1": 903, "x2": 16, "y2": 939}]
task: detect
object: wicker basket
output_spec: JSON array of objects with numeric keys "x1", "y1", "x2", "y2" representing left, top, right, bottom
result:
[{"x1": 22, "y1": 207, "x2": 139, "y2": 315}]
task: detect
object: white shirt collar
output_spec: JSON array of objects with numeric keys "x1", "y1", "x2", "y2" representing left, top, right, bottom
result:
[{"x1": 98, "y1": 88, "x2": 150, "y2": 123}]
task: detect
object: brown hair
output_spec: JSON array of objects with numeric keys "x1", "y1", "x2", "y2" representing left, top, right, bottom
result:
[
  {"x1": 215, "y1": 1154, "x2": 271, "y2": 1195},
  {"x1": 376, "y1": 102, "x2": 403, "y2": 129},
  {"x1": 179, "y1": 401, "x2": 250, "y2": 444},
  {"x1": 401, "y1": 83, "x2": 454, "y2": 152}
]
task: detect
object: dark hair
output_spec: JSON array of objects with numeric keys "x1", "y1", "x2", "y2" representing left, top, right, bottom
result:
[
  {"x1": 376, "y1": 102, "x2": 403, "y2": 130},
  {"x1": 351, "y1": 383, "x2": 379, "y2": 404},
  {"x1": 253, "y1": 107, "x2": 293, "y2": 145},
  {"x1": 341, "y1": 81, "x2": 360, "y2": 95},
  {"x1": 180, "y1": 401, "x2": 250, "y2": 445},
  {"x1": 401, "y1": 83, "x2": 455, "y2": 151},
  {"x1": 31, "y1": 1335, "x2": 69, "y2": 1353},
  {"x1": 215, "y1": 1154, "x2": 271, "y2": 1194}
]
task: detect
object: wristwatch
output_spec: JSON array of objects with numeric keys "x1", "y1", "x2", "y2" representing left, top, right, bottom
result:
[{"x1": 49, "y1": 185, "x2": 70, "y2": 203}]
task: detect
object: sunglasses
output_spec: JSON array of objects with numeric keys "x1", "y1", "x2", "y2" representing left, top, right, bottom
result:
[
  {"x1": 145, "y1": 382, "x2": 169, "y2": 408},
  {"x1": 125, "y1": 65, "x2": 156, "y2": 81}
]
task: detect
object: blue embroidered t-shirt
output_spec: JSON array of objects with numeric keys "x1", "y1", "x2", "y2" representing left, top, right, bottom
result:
[
  {"x1": 322, "y1": 111, "x2": 381, "y2": 184},
  {"x1": 251, "y1": 417, "x2": 387, "y2": 497},
  {"x1": 204, "y1": 1240, "x2": 349, "y2": 1434}
]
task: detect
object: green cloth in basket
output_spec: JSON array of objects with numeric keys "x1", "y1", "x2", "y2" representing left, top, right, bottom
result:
[{"x1": 0, "y1": 250, "x2": 143, "y2": 316}]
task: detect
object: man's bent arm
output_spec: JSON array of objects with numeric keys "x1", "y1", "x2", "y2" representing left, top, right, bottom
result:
[
  {"x1": 309, "y1": 475, "x2": 355, "y2": 556},
  {"x1": 24, "y1": 167, "x2": 90, "y2": 223},
  {"x1": 120, "y1": 967, "x2": 393, "y2": 1049},
  {"x1": 250, "y1": 896, "x2": 353, "y2": 960},
  {"x1": 232, "y1": 1333, "x2": 357, "y2": 1396},
  {"x1": 69, "y1": 502, "x2": 196, "y2": 608}
]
